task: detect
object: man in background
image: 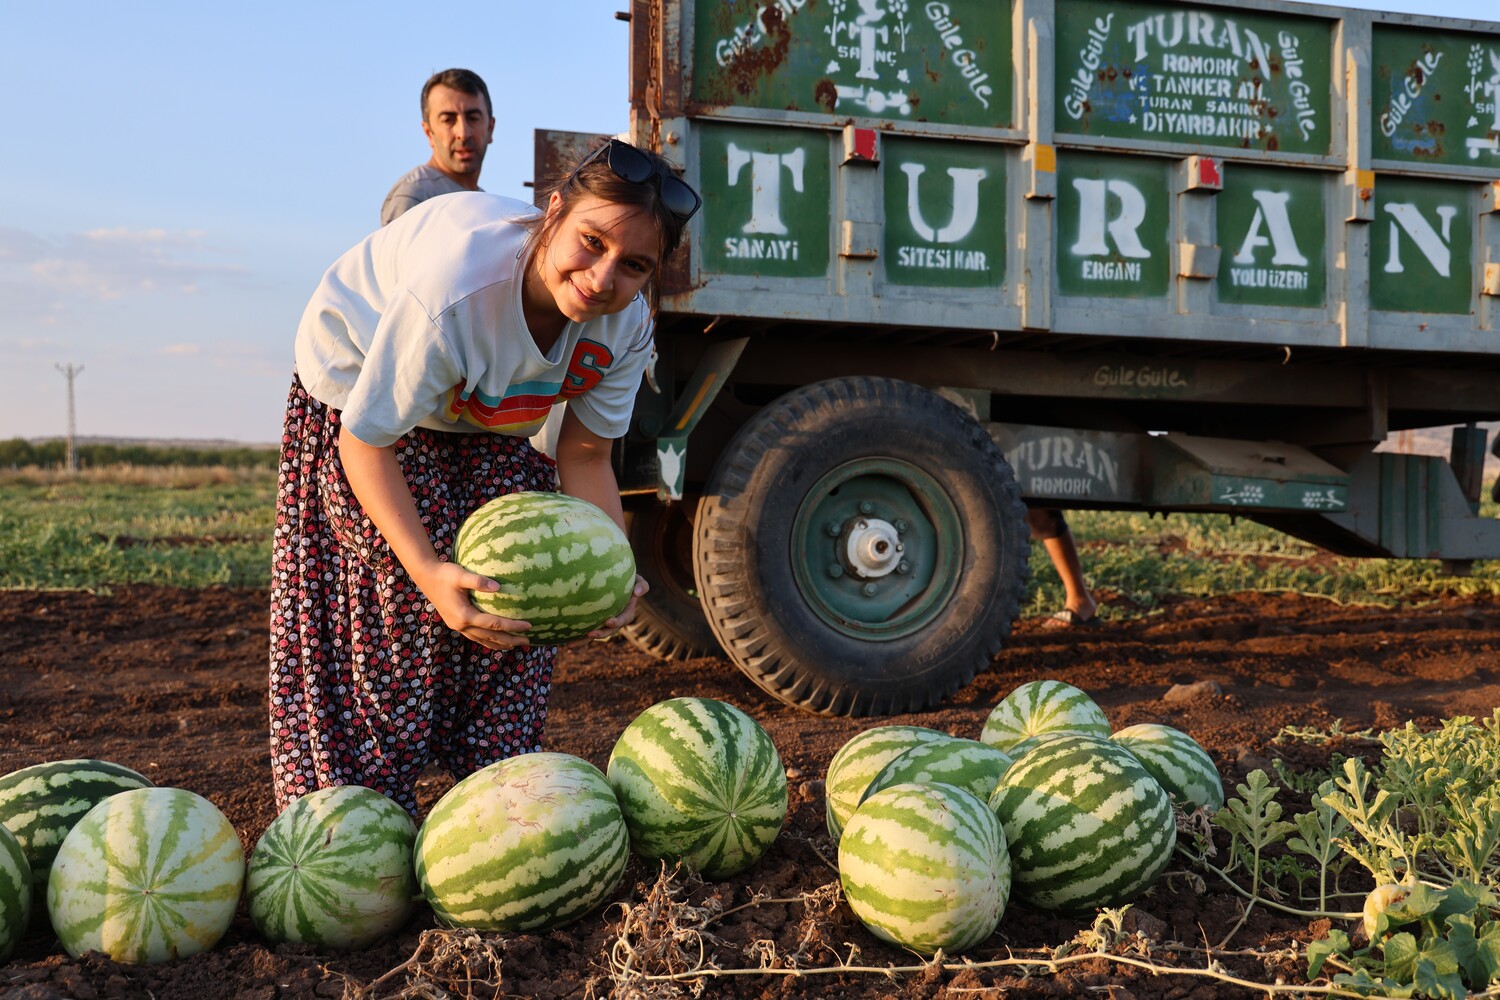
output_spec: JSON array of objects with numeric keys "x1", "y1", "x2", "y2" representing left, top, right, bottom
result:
[{"x1": 380, "y1": 68, "x2": 495, "y2": 225}]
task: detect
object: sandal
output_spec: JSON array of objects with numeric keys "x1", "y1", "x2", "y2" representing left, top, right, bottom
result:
[{"x1": 1043, "y1": 608, "x2": 1099, "y2": 629}]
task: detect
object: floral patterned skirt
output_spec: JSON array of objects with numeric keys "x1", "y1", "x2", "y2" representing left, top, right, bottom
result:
[{"x1": 268, "y1": 376, "x2": 558, "y2": 816}]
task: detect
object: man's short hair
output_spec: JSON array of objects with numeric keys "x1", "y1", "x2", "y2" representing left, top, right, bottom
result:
[{"x1": 421, "y1": 68, "x2": 492, "y2": 120}]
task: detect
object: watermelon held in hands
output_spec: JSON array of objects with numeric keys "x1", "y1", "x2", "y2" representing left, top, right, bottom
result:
[
  {"x1": 0, "y1": 758, "x2": 153, "y2": 920},
  {"x1": 454, "y1": 491, "x2": 636, "y2": 644},
  {"x1": 0, "y1": 824, "x2": 29, "y2": 963},
  {"x1": 840, "y1": 782, "x2": 1010, "y2": 956},
  {"x1": 979, "y1": 680, "x2": 1111, "y2": 753},
  {"x1": 988, "y1": 733, "x2": 1175, "y2": 913},
  {"x1": 246, "y1": 785, "x2": 418, "y2": 950},
  {"x1": 47, "y1": 787, "x2": 245, "y2": 964},
  {"x1": 608, "y1": 697, "x2": 788, "y2": 880},
  {"x1": 414, "y1": 752, "x2": 629, "y2": 933}
]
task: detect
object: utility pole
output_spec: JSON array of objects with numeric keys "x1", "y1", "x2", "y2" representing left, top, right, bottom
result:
[{"x1": 56, "y1": 363, "x2": 84, "y2": 472}]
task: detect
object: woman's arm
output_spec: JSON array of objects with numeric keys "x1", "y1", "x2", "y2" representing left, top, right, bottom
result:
[
  {"x1": 553, "y1": 408, "x2": 648, "y2": 638},
  {"x1": 338, "y1": 425, "x2": 533, "y2": 650}
]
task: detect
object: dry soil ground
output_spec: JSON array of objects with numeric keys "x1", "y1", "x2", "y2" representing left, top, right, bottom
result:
[{"x1": 3, "y1": 585, "x2": 1500, "y2": 999}]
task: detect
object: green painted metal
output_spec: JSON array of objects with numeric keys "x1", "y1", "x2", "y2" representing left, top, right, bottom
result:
[
  {"x1": 1216, "y1": 164, "x2": 1327, "y2": 308},
  {"x1": 988, "y1": 424, "x2": 1143, "y2": 505},
  {"x1": 1373, "y1": 26, "x2": 1500, "y2": 167},
  {"x1": 1057, "y1": 153, "x2": 1172, "y2": 299},
  {"x1": 691, "y1": 0, "x2": 1013, "y2": 128},
  {"x1": 881, "y1": 137, "x2": 1007, "y2": 289},
  {"x1": 1370, "y1": 175, "x2": 1475, "y2": 314},
  {"x1": 1144, "y1": 435, "x2": 1348, "y2": 512},
  {"x1": 654, "y1": 337, "x2": 752, "y2": 500},
  {"x1": 1054, "y1": 0, "x2": 1333, "y2": 155},
  {"x1": 790, "y1": 459, "x2": 962, "y2": 640},
  {"x1": 697, "y1": 122, "x2": 831, "y2": 279}
]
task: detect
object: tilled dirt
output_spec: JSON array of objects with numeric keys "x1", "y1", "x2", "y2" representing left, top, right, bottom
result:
[{"x1": 2, "y1": 584, "x2": 1499, "y2": 999}]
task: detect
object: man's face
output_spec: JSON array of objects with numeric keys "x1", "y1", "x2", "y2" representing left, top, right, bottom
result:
[{"x1": 423, "y1": 84, "x2": 495, "y2": 181}]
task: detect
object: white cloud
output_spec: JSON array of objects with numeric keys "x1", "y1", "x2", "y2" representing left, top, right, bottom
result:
[
  {"x1": 0, "y1": 225, "x2": 249, "y2": 314},
  {"x1": 159, "y1": 343, "x2": 201, "y2": 356}
]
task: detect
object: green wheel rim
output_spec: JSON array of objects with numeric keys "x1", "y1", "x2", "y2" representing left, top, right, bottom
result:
[{"x1": 790, "y1": 459, "x2": 963, "y2": 640}]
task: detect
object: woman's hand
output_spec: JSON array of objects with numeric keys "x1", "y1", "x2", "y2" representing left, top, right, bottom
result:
[
  {"x1": 410, "y1": 560, "x2": 534, "y2": 651},
  {"x1": 576, "y1": 575, "x2": 649, "y2": 646}
]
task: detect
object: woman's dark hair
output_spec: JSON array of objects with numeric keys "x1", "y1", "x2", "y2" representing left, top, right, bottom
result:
[{"x1": 527, "y1": 138, "x2": 692, "y2": 313}]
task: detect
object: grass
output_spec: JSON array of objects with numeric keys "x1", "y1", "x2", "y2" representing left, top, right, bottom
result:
[
  {"x1": 1024, "y1": 489, "x2": 1500, "y2": 619},
  {"x1": 0, "y1": 466, "x2": 276, "y2": 589},
  {"x1": 2, "y1": 466, "x2": 1497, "y2": 608}
]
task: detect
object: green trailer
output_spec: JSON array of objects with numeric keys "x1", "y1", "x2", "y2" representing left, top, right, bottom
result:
[{"x1": 539, "y1": 0, "x2": 1500, "y2": 716}]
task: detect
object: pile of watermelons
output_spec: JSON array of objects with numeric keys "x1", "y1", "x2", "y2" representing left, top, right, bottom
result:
[{"x1": 0, "y1": 680, "x2": 1222, "y2": 966}]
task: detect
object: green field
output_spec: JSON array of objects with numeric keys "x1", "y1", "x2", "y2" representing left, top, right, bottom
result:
[
  {"x1": 0, "y1": 468, "x2": 276, "y2": 589},
  {"x1": 2, "y1": 468, "x2": 1497, "y2": 610}
]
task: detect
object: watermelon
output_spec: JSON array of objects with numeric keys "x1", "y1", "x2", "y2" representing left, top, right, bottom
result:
[
  {"x1": 47, "y1": 787, "x2": 245, "y2": 964},
  {"x1": 0, "y1": 758, "x2": 153, "y2": 913},
  {"x1": 1111, "y1": 723, "x2": 1225, "y2": 812},
  {"x1": 0, "y1": 824, "x2": 29, "y2": 963},
  {"x1": 859, "y1": 738, "x2": 1014, "y2": 807},
  {"x1": 979, "y1": 680, "x2": 1111, "y2": 753},
  {"x1": 414, "y1": 752, "x2": 628, "y2": 932},
  {"x1": 608, "y1": 697, "x2": 787, "y2": 879},
  {"x1": 454, "y1": 491, "x2": 636, "y2": 643},
  {"x1": 840, "y1": 782, "x2": 1010, "y2": 955},
  {"x1": 246, "y1": 785, "x2": 418, "y2": 949},
  {"x1": 824, "y1": 725, "x2": 952, "y2": 841},
  {"x1": 988, "y1": 733, "x2": 1175, "y2": 913}
]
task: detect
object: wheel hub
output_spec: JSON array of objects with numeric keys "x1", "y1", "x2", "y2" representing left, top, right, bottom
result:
[
  {"x1": 791, "y1": 458, "x2": 963, "y2": 640},
  {"x1": 843, "y1": 518, "x2": 904, "y2": 578}
]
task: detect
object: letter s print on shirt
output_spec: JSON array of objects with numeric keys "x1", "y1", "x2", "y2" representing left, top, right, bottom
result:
[{"x1": 560, "y1": 340, "x2": 615, "y2": 398}]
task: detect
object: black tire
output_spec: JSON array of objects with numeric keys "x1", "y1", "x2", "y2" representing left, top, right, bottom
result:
[
  {"x1": 693, "y1": 376, "x2": 1030, "y2": 716},
  {"x1": 621, "y1": 501, "x2": 723, "y2": 660}
]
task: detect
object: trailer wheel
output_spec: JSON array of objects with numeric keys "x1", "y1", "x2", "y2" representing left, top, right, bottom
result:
[
  {"x1": 621, "y1": 500, "x2": 723, "y2": 660},
  {"x1": 694, "y1": 377, "x2": 1030, "y2": 716}
]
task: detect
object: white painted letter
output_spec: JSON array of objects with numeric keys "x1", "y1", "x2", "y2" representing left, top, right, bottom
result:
[
  {"x1": 727, "y1": 143, "x2": 807, "y2": 236},
  {"x1": 900, "y1": 163, "x2": 988, "y2": 242},
  {"x1": 1232, "y1": 190, "x2": 1309, "y2": 266},
  {"x1": 1071, "y1": 178, "x2": 1152, "y2": 259},
  {"x1": 1383, "y1": 202, "x2": 1458, "y2": 277}
]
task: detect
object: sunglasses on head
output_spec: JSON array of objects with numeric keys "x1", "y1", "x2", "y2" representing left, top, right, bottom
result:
[{"x1": 583, "y1": 139, "x2": 702, "y2": 223}]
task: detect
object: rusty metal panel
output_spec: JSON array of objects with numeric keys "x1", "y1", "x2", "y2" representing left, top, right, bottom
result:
[
  {"x1": 531, "y1": 130, "x2": 602, "y2": 203},
  {"x1": 1373, "y1": 25, "x2": 1500, "y2": 167},
  {"x1": 1054, "y1": 0, "x2": 1334, "y2": 156},
  {"x1": 689, "y1": 0, "x2": 1014, "y2": 128}
]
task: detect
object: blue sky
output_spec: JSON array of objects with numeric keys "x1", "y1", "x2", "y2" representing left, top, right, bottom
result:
[{"x1": 2, "y1": 0, "x2": 1494, "y2": 444}]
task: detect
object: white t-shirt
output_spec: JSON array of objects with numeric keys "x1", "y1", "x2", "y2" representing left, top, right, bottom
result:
[{"x1": 295, "y1": 192, "x2": 654, "y2": 449}]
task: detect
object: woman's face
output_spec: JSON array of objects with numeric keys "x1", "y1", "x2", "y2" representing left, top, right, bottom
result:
[{"x1": 536, "y1": 192, "x2": 660, "y2": 324}]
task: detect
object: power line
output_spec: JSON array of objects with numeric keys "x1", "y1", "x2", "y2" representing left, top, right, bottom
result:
[{"x1": 56, "y1": 363, "x2": 84, "y2": 473}]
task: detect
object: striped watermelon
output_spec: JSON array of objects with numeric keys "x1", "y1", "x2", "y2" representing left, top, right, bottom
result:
[
  {"x1": 607, "y1": 697, "x2": 788, "y2": 879},
  {"x1": 414, "y1": 752, "x2": 628, "y2": 932},
  {"x1": 988, "y1": 734, "x2": 1175, "y2": 913},
  {"x1": 47, "y1": 787, "x2": 244, "y2": 964},
  {"x1": 246, "y1": 785, "x2": 418, "y2": 949},
  {"x1": 0, "y1": 758, "x2": 153, "y2": 915},
  {"x1": 979, "y1": 680, "x2": 1111, "y2": 753},
  {"x1": 860, "y1": 738, "x2": 1014, "y2": 807},
  {"x1": 454, "y1": 491, "x2": 636, "y2": 643},
  {"x1": 824, "y1": 725, "x2": 952, "y2": 841},
  {"x1": 1001, "y1": 732, "x2": 1071, "y2": 761},
  {"x1": 840, "y1": 782, "x2": 1010, "y2": 955},
  {"x1": 1112, "y1": 723, "x2": 1225, "y2": 812},
  {"x1": 0, "y1": 824, "x2": 29, "y2": 963}
]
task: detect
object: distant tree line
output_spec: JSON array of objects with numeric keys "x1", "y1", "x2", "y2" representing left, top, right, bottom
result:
[{"x1": 0, "y1": 438, "x2": 277, "y2": 470}]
